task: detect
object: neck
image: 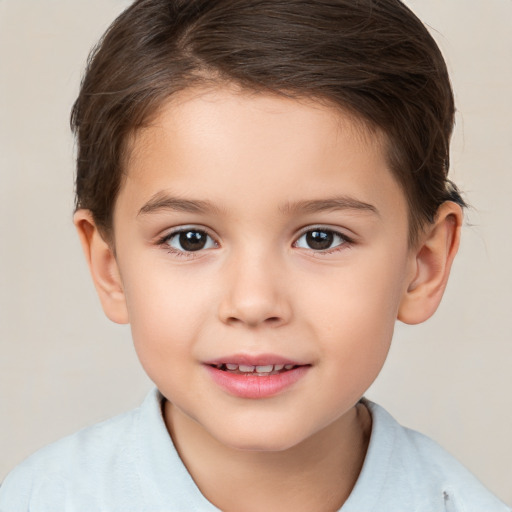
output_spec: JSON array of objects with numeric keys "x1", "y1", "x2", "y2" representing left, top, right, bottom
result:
[{"x1": 164, "y1": 401, "x2": 371, "y2": 512}]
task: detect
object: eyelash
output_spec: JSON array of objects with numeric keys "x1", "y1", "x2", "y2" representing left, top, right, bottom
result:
[
  {"x1": 156, "y1": 226, "x2": 354, "y2": 258},
  {"x1": 293, "y1": 227, "x2": 353, "y2": 254},
  {"x1": 157, "y1": 227, "x2": 218, "y2": 259}
]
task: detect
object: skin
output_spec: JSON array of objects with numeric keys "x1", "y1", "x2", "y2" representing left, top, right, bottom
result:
[{"x1": 75, "y1": 86, "x2": 462, "y2": 511}]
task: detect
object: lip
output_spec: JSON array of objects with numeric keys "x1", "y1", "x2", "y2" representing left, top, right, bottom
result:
[
  {"x1": 204, "y1": 353, "x2": 304, "y2": 367},
  {"x1": 204, "y1": 354, "x2": 310, "y2": 399}
]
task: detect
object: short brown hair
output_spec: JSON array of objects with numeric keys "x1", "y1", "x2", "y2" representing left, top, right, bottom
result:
[{"x1": 71, "y1": 0, "x2": 465, "y2": 243}]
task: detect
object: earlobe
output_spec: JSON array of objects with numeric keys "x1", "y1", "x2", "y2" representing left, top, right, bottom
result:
[
  {"x1": 73, "y1": 210, "x2": 129, "y2": 324},
  {"x1": 398, "y1": 202, "x2": 463, "y2": 325}
]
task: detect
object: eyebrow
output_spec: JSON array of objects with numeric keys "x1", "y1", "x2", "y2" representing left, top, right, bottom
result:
[
  {"x1": 138, "y1": 193, "x2": 379, "y2": 217},
  {"x1": 279, "y1": 197, "x2": 379, "y2": 216},
  {"x1": 138, "y1": 193, "x2": 223, "y2": 216}
]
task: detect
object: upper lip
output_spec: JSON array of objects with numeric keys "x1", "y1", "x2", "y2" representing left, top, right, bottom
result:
[{"x1": 204, "y1": 353, "x2": 308, "y2": 367}]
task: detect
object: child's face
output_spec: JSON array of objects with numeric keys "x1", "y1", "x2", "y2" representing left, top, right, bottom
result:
[{"x1": 111, "y1": 86, "x2": 416, "y2": 451}]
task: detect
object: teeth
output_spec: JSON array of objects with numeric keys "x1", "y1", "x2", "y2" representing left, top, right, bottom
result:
[
  {"x1": 218, "y1": 363, "x2": 297, "y2": 374},
  {"x1": 255, "y1": 365, "x2": 273, "y2": 373},
  {"x1": 238, "y1": 365, "x2": 255, "y2": 372}
]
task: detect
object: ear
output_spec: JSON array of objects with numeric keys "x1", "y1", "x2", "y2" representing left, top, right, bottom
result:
[
  {"x1": 73, "y1": 210, "x2": 129, "y2": 324},
  {"x1": 398, "y1": 201, "x2": 463, "y2": 325}
]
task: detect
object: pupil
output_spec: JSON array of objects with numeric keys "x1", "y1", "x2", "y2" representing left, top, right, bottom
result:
[
  {"x1": 306, "y1": 230, "x2": 333, "y2": 250},
  {"x1": 179, "y1": 231, "x2": 206, "y2": 251}
]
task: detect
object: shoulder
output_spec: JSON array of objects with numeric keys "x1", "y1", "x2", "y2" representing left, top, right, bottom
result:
[
  {"x1": 343, "y1": 400, "x2": 511, "y2": 512},
  {"x1": 0, "y1": 389, "x2": 219, "y2": 512},
  {"x1": 0, "y1": 391, "x2": 153, "y2": 512}
]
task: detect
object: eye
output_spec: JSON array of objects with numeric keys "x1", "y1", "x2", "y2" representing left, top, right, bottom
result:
[
  {"x1": 294, "y1": 228, "x2": 349, "y2": 251},
  {"x1": 163, "y1": 229, "x2": 217, "y2": 252}
]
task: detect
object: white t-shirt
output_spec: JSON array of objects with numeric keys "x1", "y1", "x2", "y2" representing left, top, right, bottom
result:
[{"x1": 0, "y1": 389, "x2": 509, "y2": 512}]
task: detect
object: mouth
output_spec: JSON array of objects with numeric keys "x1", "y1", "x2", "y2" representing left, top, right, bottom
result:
[
  {"x1": 208, "y1": 363, "x2": 303, "y2": 376},
  {"x1": 204, "y1": 357, "x2": 311, "y2": 398}
]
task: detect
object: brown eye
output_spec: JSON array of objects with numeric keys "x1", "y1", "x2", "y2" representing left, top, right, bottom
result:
[
  {"x1": 165, "y1": 229, "x2": 216, "y2": 252},
  {"x1": 306, "y1": 230, "x2": 333, "y2": 250},
  {"x1": 295, "y1": 229, "x2": 347, "y2": 251}
]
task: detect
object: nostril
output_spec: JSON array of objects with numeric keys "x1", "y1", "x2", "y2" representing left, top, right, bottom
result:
[
  {"x1": 218, "y1": 293, "x2": 292, "y2": 327},
  {"x1": 224, "y1": 315, "x2": 284, "y2": 328}
]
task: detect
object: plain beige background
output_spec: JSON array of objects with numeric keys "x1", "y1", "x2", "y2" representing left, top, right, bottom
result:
[{"x1": 0, "y1": 0, "x2": 511, "y2": 505}]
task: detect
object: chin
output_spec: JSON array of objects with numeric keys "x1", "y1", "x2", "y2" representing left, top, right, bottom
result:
[{"x1": 209, "y1": 421, "x2": 310, "y2": 453}]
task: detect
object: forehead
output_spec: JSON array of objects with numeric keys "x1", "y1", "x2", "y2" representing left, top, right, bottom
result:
[
  {"x1": 128, "y1": 85, "x2": 381, "y2": 163},
  {"x1": 118, "y1": 86, "x2": 406, "y2": 224}
]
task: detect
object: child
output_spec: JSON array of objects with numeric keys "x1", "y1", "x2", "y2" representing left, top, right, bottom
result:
[{"x1": 0, "y1": 0, "x2": 509, "y2": 510}]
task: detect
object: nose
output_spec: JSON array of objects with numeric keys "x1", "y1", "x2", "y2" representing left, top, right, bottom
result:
[{"x1": 218, "y1": 250, "x2": 292, "y2": 328}]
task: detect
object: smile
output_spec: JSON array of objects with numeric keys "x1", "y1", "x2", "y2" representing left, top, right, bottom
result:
[
  {"x1": 210, "y1": 363, "x2": 299, "y2": 376},
  {"x1": 204, "y1": 358, "x2": 310, "y2": 399}
]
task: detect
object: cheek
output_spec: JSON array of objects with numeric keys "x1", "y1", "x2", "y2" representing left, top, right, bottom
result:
[
  {"x1": 303, "y1": 256, "x2": 405, "y2": 324},
  {"x1": 121, "y1": 266, "x2": 214, "y2": 369},
  {"x1": 301, "y1": 253, "x2": 408, "y2": 366}
]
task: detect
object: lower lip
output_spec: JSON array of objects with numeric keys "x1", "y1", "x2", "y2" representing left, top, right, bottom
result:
[{"x1": 204, "y1": 365, "x2": 310, "y2": 399}]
